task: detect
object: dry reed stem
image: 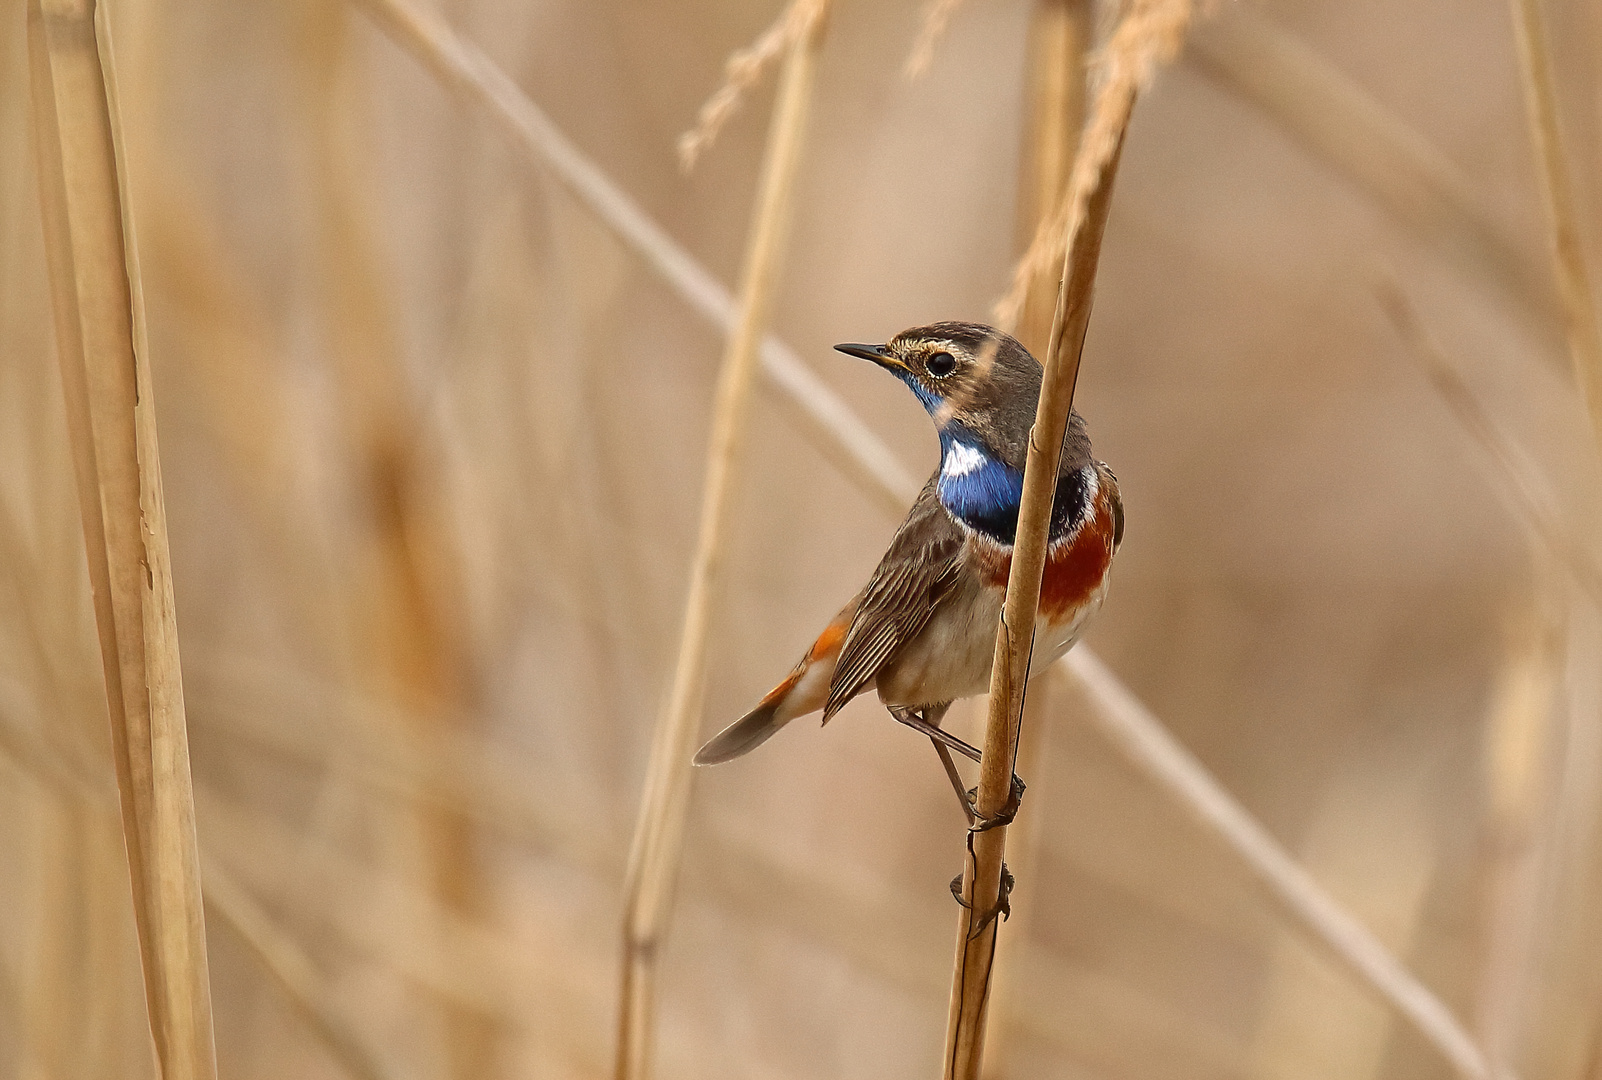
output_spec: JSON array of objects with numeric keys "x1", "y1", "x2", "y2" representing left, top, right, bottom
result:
[
  {"x1": 1473, "y1": 592, "x2": 1563, "y2": 1076},
  {"x1": 980, "y1": 4, "x2": 1090, "y2": 1076},
  {"x1": 351, "y1": 0, "x2": 918, "y2": 516},
  {"x1": 994, "y1": 0, "x2": 1197, "y2": 329},
  {"x1": 1187, "y1": 10, "x2": 1556, "y2": 337},
  {"x1": 1062, "y1": 649, "x2": 1496, "y2": 1080},
  {"x1": 677, "y1": 0, "x2": 826, "y2": 171},
  {"x1": 339, "y1": 4, "x2": 1493, "y2": 1068},
  {"x1": 26, "y1": 2, "x2": 217, "y2": 1077},
  {"x1": 944, "y1": 112, "x2": 1125, "y2": 1080},
  {"x1": 615, "y1": 8, "x2": 829, "y2": 1079},
  {"x1": 202, "y1": 862, "x2": 399, "y2": 1080},
  {"x1": 1377, "y1": 283, "x2": 1602, "y2": 611},
  {"x1": 904, "y1": 0, "x2": 966, "y2": 78},
  {"x1": 1506, "y1": 0, "x2": 1602, "y2": 443}
]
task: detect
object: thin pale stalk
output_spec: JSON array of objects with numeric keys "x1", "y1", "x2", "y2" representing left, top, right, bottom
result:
[
  {"x1": 980, "y1": 4, "x2": 1089, "y2": 1077},
  {"x1": 349, "y1": 0, "x2": 918, "y2": 516},
  {"x1": 944, "y1": 116, "x2": 1126, "y2": 1080},
  {"x1": 1377, "y1": 283, "x2": 1602, "y2": 611},
  {"x1": 25, "y1": 1, "x2": 216, "y2": 1077},
  {"x1": 1063, "y1": 648, "x2": 1495, "y2": 1079},
  {"x1": 1473, "y1": 590, "x2": 1563, "y2": 1078},
  {"x1": 1507, "y1": 0, "x2": 1602, "y2": 442},
  {"x1": 202, "y1": 862, "x2": 399, "y2": 1080},
  {"x1": 1188, "y1": 10, "x2": 1556, "y2": 338},
  {"x1": 614, "y1": 9, "x2": 829, "y2": 1079}
]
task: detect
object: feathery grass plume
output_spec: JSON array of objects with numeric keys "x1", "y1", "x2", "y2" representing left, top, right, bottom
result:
[
  {"x1": 979, "y1": 5, "x2": 1090, "y2": 1078},
  {"x1": 26, "y1": 1, "x2": 217, "y2": 1076},
  {"x1": 994, "y1": 0, "x2": 1200, "y2": 330},
  {"x1": 904, "y1": 0, "x2": 966, "y2": 78},
  {"x1": 1506, "y1": 0, "x2": 1602, "y2": 446},
  {"x1": 677, "y1": 0, "x2": 828, "y2": 172},
  {"x1": 616, "y1": 7, "x2": 830, "y2": 1078}
]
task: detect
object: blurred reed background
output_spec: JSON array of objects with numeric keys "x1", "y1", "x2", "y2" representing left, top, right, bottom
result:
[{"x1": 4, "y1": 0, "x2": 1602, "y2": 1078}]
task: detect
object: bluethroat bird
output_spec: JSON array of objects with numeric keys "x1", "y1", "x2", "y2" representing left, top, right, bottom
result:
[{"x1": 694, "y1": 321, "x2": 1122, "y2": 826}]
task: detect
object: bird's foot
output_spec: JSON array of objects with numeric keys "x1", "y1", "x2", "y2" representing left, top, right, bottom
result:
[
  {"x1": 949, "y1": 862, "x2": 1016, "y2": 936},
  {"x1": 965, "y1": 772, "x2": 1026, "y2": 832}
]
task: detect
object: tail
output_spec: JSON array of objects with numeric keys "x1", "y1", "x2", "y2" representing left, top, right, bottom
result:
[
  {"x1": 693, "y1": 697, "x2": 791, "y2": 765},
  {"x1": 693, "y1": 603, "x2": 856, "y2": 766}
]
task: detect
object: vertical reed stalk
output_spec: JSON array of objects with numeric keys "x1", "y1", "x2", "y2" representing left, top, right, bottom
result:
[
  {"x1": 25, "y1": 1, "x2": 217, "y2": 1076},
  {"x1": 980, "y1": 4, "x2": 1089, "y2": 1077},
  {"x1": 943, "y1": 121, "x2": 1126, "y2": 1080},
  {"x1": 614, "y1": 8, "x2": 829, "y2": 1079},
  {"x1": 1474, "y1": 590, "x2": 1562, "y2": 1077},
  {"x1": 1507, "y1": 0, "x2": 1602, "y2": 443}
]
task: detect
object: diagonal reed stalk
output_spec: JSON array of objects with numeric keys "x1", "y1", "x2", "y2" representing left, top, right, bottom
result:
[
  {"x1": 979, "y1": 4, "x2": 1089, "y2": 1077},
  {"x1": 950, "y1": 2, "x2": 1199, "y2": 1071},
  {"x1": 1064, "y1": 648, "x2": 1497, "y2": 1079},
  {"x1": 1188, "y1": 9, "x2": 1556, "y2": 337},
  {"x1": 943, "y1": 124, "x2": 1125, "y2": 1080},
  {"x1": 25, "y1": 1, "x2": 217, "y2": 1077},
  {"x1": 1506, "y1": 0, "x2": 1602, "y2": 444},
  {"x1": 351, "y1": 0, "x2": 916, "y2": 516},
  {"x1": 347, "y1": 6, "x2": 1499, "y2": 1071},
  {"x1": 1377, "y1": 283, "x2": 1602, "y2": 611},
  {"x1": 614, "y1": 7, "x2": 830, "y2": 1079}
]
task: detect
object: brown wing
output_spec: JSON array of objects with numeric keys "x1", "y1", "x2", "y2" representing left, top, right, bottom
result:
[{"x1": 822, "y1": 481, "x2": 965, "y2": 722}]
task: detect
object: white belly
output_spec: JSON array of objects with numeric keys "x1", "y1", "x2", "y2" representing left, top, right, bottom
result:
[{"x1": 874, "y1": 574, "x2": 1109, "y2": 709}]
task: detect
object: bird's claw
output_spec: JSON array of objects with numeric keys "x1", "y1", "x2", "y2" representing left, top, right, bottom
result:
[
  {"x1": 964, "y1": 773, "x2": 1026, "y2": 833},
  {"x1": 950, "y1": 863, "x2": 1016, "y2": 936}
]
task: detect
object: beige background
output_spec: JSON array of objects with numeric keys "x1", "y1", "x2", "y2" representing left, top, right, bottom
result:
[{"x1": 3, "y1": 0, "x2": 1602, "y2": 1078}]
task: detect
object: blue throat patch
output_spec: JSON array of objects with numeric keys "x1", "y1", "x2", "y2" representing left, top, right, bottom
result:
[
  {"x1": 894, "y1": 372, "x2": 1090, "y2": 546},
  {"x1": 933, "y1": 424, "x2": 1089, "y2": 546},
  {"x1": 937, "y1": 429, "x2": 1024, "y2": 541}
]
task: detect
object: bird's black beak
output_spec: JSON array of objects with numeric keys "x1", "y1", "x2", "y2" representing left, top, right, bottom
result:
[{"x1": 835, "y1": 342, "x2": 907, "y2": 373}]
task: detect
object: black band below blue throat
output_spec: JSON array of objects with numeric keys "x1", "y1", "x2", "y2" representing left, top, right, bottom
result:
[{"x1": 937, "y1": 438, "x2": 1092, "y2": 547}]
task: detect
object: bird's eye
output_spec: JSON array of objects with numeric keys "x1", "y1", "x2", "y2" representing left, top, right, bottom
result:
[{"x1": 926, "y1": 351, "x2": 957, "y2": 378}]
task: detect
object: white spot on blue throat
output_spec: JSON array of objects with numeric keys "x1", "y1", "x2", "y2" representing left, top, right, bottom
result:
[{"x1": 941, "y1": 442, "x2": 986, "y2": 480}]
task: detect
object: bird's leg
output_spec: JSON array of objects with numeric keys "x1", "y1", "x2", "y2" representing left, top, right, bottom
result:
[
  {"x1": 890, "y1": 704, "x2": 1027, "y2": 828},
  {"x1": 889, "y1": 705, "x2": 981, "y2": 763},
  {"x1": 890, "y1": 704, "x2": 974, "y2": 823}
]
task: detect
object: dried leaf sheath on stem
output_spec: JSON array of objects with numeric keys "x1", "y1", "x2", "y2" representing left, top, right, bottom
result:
[
  {"x1": 26, "y1": 1, "x2": 217, "y2": 1076},
  {"x1": 614, "y1": 8, "x2": 830, "y2": 1078}
]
